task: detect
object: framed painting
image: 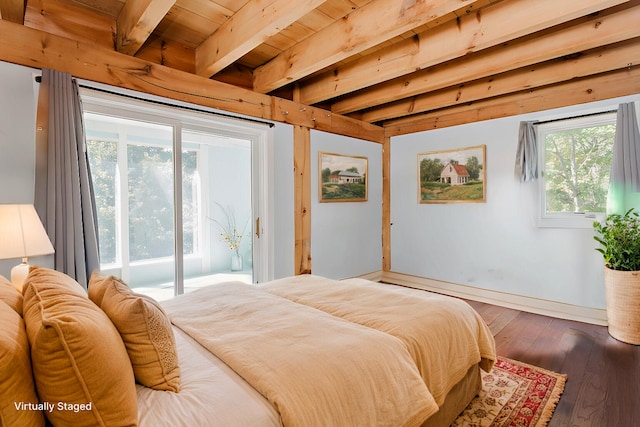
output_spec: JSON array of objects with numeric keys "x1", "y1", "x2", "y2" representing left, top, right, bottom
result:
[
  {"x1": 319, "y1": 152, "x2": 368, "y2": 202},
  {"x1": 417, "y1": 144, "x2": 486, "y2": 203}
]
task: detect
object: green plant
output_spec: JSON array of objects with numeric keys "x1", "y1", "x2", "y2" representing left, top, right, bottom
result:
[{"x1": 593, "y1": 209, "x2": 640, "y2": 271}]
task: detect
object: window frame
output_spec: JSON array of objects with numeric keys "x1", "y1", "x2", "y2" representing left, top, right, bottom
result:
[{"x1": 536, "y1": 112, "x2": 616, "y2": 228}]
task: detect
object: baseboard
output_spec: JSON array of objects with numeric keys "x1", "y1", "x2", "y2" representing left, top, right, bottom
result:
[
  {"x1": 353, "y1": 270, "x2": 384, "y2": 282},
  {"x1": 380, "y1": 271, "x2": 608, "y2": 326}
]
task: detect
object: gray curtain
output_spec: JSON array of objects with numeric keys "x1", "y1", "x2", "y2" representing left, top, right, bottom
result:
[
  {"x1": 34, "y1": 69, "x2": 100, "y2": 288},
  {"x1": 515, "y1": 121, "x2": 538, "y2": 182},
  {"x1": 607, "y1": 102, "x2": 640, "y2": 214}
]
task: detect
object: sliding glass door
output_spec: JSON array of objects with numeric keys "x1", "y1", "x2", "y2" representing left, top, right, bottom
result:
[
  {"x1": 83, "y1": 92, "x2": 270, "y2": 300},
  {"x1": 180, "y1": 129, "x2": 253, "y2": 294},
  {"x1": 85, "y1": 113, "x2": 177, "y2": 299}
]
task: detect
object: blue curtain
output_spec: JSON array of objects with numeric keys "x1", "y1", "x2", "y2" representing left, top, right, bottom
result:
[{"x1": 607, "y1": 102, "x2": 640, "y2": 214}]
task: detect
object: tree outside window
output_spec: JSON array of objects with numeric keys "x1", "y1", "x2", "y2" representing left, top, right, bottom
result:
[{"x1": 541, "y1": 115, "x2": 616, "y2": 215}]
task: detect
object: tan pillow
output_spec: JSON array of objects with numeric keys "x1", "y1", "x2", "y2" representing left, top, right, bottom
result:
[
  {"x1": 0, "y1": 300, "x2": 45, "y2": 427},
  {"x1": 89, "y1": 273, "x2": 180, "y2": 392},
  {"x1": 0, "y1": 274, "x2": 22, "y2": 314},
  {"x1": 22, "y1": 267, "x2": 138, "y2": 427}
]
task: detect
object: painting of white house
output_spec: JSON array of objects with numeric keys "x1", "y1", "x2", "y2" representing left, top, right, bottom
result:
[
  {"x1": 418, "y1": 145, "x2": 486, "y2": 203},
  {"x1": 319, "y1": 152, "x2": 368, "y2": 202}
]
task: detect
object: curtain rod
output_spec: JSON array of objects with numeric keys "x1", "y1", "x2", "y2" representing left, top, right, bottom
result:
[
  {"x1": 535, "y1": 109, "x2": 618, "y2": 125},
  {"x1": 35, "y1": 75, "x2": 275, "y2": 128}
]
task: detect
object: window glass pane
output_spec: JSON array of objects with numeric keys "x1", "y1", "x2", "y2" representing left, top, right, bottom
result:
[
  {"x1": 86, "y1": 133, "x2": 118, "y2": 265},
  {"x1": 543, "y1": 120, "x2": 615, "y2": 214},
  {"x1": 181, "y1": 130, "x2": 252, "y2": 292},
  {"x1": 128, "y1": 144, "x2": 174, "y2": 261},
  {"x1": 85, "y1": 112, "x2": 176, "y2": 296},
  {"x1": 182, "y1": 149, "x2": 199, "y2": 256},
  {"x1": 84, "y1": 102, "x2": 262, "y2": 301}
]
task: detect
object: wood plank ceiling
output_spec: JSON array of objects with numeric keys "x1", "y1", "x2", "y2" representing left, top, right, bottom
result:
[{"x1": 1, "y1": 0, "x2": 639, "y2": 137}]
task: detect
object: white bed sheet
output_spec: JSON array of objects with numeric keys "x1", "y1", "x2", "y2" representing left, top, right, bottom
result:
[{"x1": 136, "y1": 327, "x2": 282, "y2": 427}]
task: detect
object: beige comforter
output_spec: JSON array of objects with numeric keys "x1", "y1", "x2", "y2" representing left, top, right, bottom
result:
[
  {"x1": 136, "y1": 327, "x2": 282, "y2": 427},
  {"x1": 162, "y1": 282, "x2": 436, "y2": 427},
  {"x1": 262, "y1": 275, "x2": 496, "y2": 406}
]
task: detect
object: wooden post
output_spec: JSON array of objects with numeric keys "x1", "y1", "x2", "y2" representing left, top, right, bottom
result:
[
  {"x1": 382, "y1": 137, "x2": 391, "y2": 272},
  {"x1": 293, "y1": 124, "x2": 312, "y2": 275}
]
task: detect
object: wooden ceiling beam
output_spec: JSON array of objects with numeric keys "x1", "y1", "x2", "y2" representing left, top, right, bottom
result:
[
  {"x1": 24, "y1": 0, "x2": 115, "y2": 49},
  {"x1": 196, "y1": 0, "x2": 328, "y2": 78},
  {"x1": 364, "y1": 38, "x2": 640, "y2": 123},
  {"x1": 383, "y1": 67, "x2": 640, "y2": 137},
  {"x1": 252, "y1": 0, "x2": 487, "y2": 94},
  {"x1": 0, "y1": 0, "x2": 25, "y2": 24},
  {"x1": 0, "y1": 19, "x2": 383, "y2": 143},
  {"x1": 300, "y1": 0, "x2": 630, "y2": 106},
  {"x1": 135, "y1": 37, "x2": 197, "y2": 74},
  {"x1": 117, "y1": 0, "x2": 176, "y2": 55},
  {"x1": 334, "y1": 1, "x2": 640, "y2": 115}
]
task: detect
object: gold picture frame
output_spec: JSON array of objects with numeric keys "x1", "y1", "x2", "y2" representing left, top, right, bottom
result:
[
  {"x1": 319, "y1": 152, "x2": 368, "y2": 202},
  {"x1": 418, "y1": 145, "x2": 486, "y2": 203}
]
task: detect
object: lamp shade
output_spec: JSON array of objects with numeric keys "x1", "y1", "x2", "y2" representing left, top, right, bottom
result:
[{"x1": 0, "y1": 204, "x2": 54, "y2": 260}]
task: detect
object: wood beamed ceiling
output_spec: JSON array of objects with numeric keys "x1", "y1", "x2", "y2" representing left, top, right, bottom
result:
[{"x1": 1, "y1": 0, "x2": 639, "y2": 140}]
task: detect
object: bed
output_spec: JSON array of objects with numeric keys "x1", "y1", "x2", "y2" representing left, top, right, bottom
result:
[
  {"x1": 1, "y1": 268, "x2": 495, "y2": 427},
  {"x1": 139, "y1": 274, "x2": 495, "y2": 427}
]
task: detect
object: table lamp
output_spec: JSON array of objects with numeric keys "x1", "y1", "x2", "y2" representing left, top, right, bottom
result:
[{"x1": 0, "y1": 204, "x2": 55, "y2": 292}]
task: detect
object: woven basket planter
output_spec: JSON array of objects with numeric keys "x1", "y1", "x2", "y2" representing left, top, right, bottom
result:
[{"x1": 604, "y1": 266, "x2": 640, "y2": 345}]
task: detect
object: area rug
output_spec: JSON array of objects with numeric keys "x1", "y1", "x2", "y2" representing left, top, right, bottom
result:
[{"x1": 451, "y1": 357, "x2": 567, "y2": 427}]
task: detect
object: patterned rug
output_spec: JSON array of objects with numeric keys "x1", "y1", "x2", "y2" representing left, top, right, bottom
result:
[{"x1": 452, "y1": 357, "x2": 567, "y2": 427}]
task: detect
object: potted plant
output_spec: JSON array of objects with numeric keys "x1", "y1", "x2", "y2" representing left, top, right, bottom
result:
[{"x1": 593, "y1": 209, "x2": 640, "y2": 344}]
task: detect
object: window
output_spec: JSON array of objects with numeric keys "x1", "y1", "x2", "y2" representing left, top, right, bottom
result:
[
  {"x1": 85, "y1": 114, "x2": 177, "y2": 276},
  {"x1": 82, "y1": 90, "x2": 272, "y2": 299},
  {"x1": 538, "y1": 112, "x2": 616, "y2": 227}
]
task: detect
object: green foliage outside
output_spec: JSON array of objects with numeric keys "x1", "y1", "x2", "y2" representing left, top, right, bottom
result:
[
  {"x1": 87, "y1": 139, "x2": 198, "y2": 265},
  {"x1": 544, "y1": 124, "x2": 614, "y2": 213},
  {"x1": 127, "y1": 145, "x2": 175, "y2": 261},
  {"x1": 594, "y1": 209, "x2": 640, "y2": 271},
  {"x1": 87, "y1": 139, "x2": 117, "y2": 264},
  {"x1": 181, "y1": 150, "x2": 198, "y2": 256}
]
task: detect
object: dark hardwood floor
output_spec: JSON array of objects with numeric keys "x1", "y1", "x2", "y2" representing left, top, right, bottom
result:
[{"x1": 465, "y1": 300, "x2": 640, "y2": 427}]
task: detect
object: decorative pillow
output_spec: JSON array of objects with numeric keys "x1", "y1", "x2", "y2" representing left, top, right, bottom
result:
[
  {"x1": 22, "y1": 267, "x2": 138, "y2": 427},
  {"x1": 89, "y1": 273, "x2": 181, "y2": 392},
  {"x1": 0, "y1": 300, "x2": 45, "y2": 427},
  {"x1": 0, "y1": 274, "x2": 22, "y2": 314}
]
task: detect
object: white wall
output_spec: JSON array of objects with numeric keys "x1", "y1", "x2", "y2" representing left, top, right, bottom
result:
[
  {"x1": 391, "y1": 94, "x2": 640, "y2": 310},
  {"x1": 271, "y1": 128, "x2": 384, "y2": 280},
  {"x1": 311, "y1": 131, "x2": 383, "y2": 279},
  {"x1": 271, "y1": 127, "x2": 384, "y2": 280},
  {"x1": 0, "y1": 63, "x2": 37, "y2": 199},
  {"x1": 0, "y1": 61, "x2": 53, "y2": 277}
]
